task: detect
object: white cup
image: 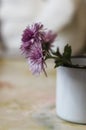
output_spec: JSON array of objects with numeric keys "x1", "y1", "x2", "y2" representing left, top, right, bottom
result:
[{"x1": 56, "y1": 57, "x2": 86, "y2": 124}]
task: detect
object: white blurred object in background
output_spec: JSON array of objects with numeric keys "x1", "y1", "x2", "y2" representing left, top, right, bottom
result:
[
  {"x1": 1, "y1": 0, "x2": 86, "y2": 57},
  {"x1": 36, "y1": 0, "x2": 86, "y2": 55},
  {"x1": 1, "y1": 0, "x2": 46, "y2": 56}
]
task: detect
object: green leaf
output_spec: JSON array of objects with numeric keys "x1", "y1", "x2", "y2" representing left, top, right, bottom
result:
[
  {"x1": 56, "y1": 48, "x2": 62, "y2": 58},
  {"x1": 53, "y1": 44, "x2": 72, "y2": 68},
  {"x1": 51, "y1": 47, "x2": 62, "y2": 58},
  {"x1": 54, "y1": 59, "x2": 63, "y2": 68},
  {"x1": 54, "y1": 62, "x2": 63, "y2": 68},
  {"x1": 63, "y1": 44, "x2": 72, "y2": 60}
]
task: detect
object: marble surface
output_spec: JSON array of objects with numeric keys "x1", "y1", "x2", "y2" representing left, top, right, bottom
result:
[{"x1": 0, "y1": 59, "x2": 86, "y2": 130}]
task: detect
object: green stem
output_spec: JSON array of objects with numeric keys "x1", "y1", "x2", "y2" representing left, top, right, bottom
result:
[{"x1": 45, "y1": 55, "x2": 57, "y2": 60}]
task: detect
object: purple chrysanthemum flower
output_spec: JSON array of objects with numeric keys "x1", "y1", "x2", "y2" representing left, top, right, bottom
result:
[
  {"x1": 44, "y1": 31, "x2": 57, "y2": 43},
  {"x1": 42, "y1": 31, "x2": 57, "y2": 53},
  {"x1": 20, "y1": 23, "x2": 44, "y2": 57},
  {"x1": 28, "y1": 43, "x2": 47, "y2": 75},
  {"x1": 20, "y1": 23, "x2": 57, "y2": 75}
]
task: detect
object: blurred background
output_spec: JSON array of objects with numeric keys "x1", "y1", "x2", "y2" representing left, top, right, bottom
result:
[
  {"x1": 0, "y1": 0, "x2": 46, "y2": 58},
  {"x1": 0, "y1": 0, "x2": 86, "y2": 58}
]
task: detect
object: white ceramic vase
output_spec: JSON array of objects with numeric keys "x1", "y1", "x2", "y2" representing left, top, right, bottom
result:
[{"x1": 56, "y1": 57, "x2": 86, "y2": 124}]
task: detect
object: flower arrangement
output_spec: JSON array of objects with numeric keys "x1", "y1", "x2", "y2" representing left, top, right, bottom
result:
[
  {"x1": 19, "y1": 22, "x2": 86, "y2": 124},
  {"x1": 20, "y1": 23, "x2": 86, "y2": 75}
]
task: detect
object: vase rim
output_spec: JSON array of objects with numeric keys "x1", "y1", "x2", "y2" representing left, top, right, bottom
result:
[
  {"x1": 71, "y1": 56, "x2": 86, "y2": 58},
  {"x1": 62, "y1": 56, "x2": 86, "y2": 69}
]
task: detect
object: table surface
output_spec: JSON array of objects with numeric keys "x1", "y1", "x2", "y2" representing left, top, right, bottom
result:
[{"x1": 0, "y1": 59, "x2": 86, "y2": 130}]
